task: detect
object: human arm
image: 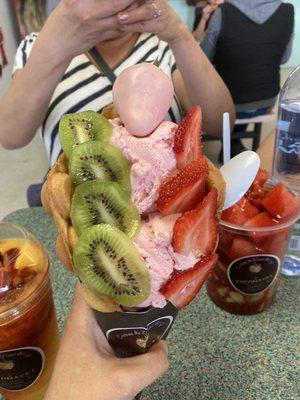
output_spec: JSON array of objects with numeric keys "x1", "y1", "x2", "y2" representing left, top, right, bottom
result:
[
  {"x1": 118, "y1": 1, "x2": 235, "y2": 136},
  {"x1": 0, "y1": 0, "x2": 138, "y2": 150},
  {"x1": 44, "y1": 285, "x2": 169, "y2": 400},
  {"x1": 200, "y1": 8, "x2": 221, "y2": 60},
  {"x1": 256, "y1": 130, "x2": 275, "y2": 173},
  {"x1": 281, "y1": 33, "x2": 294, "y2": 65},
  {"x1": 193, "y1": 5, "x2": 216, "y2": 42}
]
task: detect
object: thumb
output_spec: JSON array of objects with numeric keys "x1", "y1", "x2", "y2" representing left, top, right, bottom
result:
[{"x1": 122, "y1": 341, "x2": 169, "y2": 395}]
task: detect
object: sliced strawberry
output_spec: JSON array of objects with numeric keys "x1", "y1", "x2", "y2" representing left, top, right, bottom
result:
[
  {"x1": 172, "y1": 188, "x2": 218, "y2": 257},
  {"x1": 261, "y1": 182, "x2": 298, "y2": 220},
  {"x1": 156, "y1": 158, "x2": 208, "y2": 215},
  {"x1": 173, "y1": 105, "x2": 202, "y2": 169},
  {"x1": 161, "y1": 254, "x2": 218, "y2": 309},
  {"x1": 228, "y1": 236, "x2": 259, "y2": 260},
  {"x1": 251, "y1": 169, "x2": 270, "y2": 188}
]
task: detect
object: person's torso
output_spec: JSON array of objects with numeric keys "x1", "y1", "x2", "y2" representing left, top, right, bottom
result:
[
  {"x1": 214, "y1": 3, "x2": 294, "y2": 104},
  {"x1": 40, "y1": 34, "x2": 182, "y2": 164}
]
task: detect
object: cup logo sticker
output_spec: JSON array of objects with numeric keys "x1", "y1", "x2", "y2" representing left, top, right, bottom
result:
[
  {"x1": 106, "y1": 316, "x2": 173, "y2": 356},
  {"x1": 0, "y1": 347, "x2": 45, "y2": 392},
  {"x1": 228, "y1": 255, "x2": 280, "y2": 295}
]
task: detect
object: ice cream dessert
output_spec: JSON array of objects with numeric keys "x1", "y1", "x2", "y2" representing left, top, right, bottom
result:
[{"x1": 42, "y1": 63, "x2": 226, "y2": 313}]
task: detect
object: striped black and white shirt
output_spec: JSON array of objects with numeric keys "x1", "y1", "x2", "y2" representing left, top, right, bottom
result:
[{"x1": 13, "y1": 33, "x2": 183, "y2": 165}]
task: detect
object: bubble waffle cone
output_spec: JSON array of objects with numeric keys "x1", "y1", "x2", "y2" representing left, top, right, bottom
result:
[
  {"x1": 101, "y1": 104, "x2": 119, "y2": 120},
  {"x1": 205, "y1": 157, "x2": 226, "y2": 211},
  {"x1": 41, "y1": 154, "x2": 121, "y2": 312}
]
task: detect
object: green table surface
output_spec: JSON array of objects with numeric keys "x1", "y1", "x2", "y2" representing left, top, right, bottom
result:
[{"x1": 2, "y1": 207, "x2": 300, "y2": 400}]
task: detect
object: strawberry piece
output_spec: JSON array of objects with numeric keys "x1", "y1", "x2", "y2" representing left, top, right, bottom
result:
[
  {"x1": 261, "y1": 182, "x2": 298, "y2": 220},
  {"x1": 251, "y1": 169, "x2": 270, "y2": 188},
  {"x1": 221, "y1": 196, "x2": 260, "y2": 225},
  {"x1": 172, "y1": 188, "x2": 218, "y2": 257},
  {"x1": 161, "y1": 254, "x2": 218, "y2": 309},
  {"x1": 173, "y1": 105, "x2": 202, "y2": 169},
  {"x1": 156, "y1": 158, "x2": 208, "y2": 215},
  {"x1": 228, "y1": 236, "x2": 259, "y2": 260},
  {"x1": 245, "y1": 211, "x2": 279, "y2": 243}
]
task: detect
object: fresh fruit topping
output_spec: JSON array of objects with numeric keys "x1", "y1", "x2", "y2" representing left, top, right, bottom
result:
[
  {"x1": 221, "y1": 196, "x2": 260, "y2": 224},
  {"x1": 0, "y1": 246, "x2": 37, "y2": 294},
  {"x1": 70, "y1": 180, "x2": 140, "y2": 237},
  {"x1": 251, "y1": 169, "x2": 270, "y2": 188},
  {"x1": 59, "y1": 111, "x2": 112, "y2": 159},
  {"x1": 173, "y1": 105, "x2": 202, "y2": 169},
  {"x1": 161, "y1": 254, "x2": 218, "y2": 309},
  {"x1": 261, "y1": 182, "x2": 298, "y2": 220},
  {"x1": 69, "y1": 141, "x2": 131, "y2": 195},
  {"x1": 73, "y1": 224, "x2": 151, "y2": 307},
  {"x1": 172, "y1": 188, "x2": 218, "y2": 257},
  {"x1": 156, "y1": 158, "x2": 208, "y2": 215}
]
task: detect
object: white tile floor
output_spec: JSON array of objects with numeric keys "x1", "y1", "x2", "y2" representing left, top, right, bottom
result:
[{"x1": 0, "y1": 67, "x2": 293, "y2": 220}]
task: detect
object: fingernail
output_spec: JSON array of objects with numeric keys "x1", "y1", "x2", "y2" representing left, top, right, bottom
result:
[{"x1": 118, "y1": 13, "x2": 129, "y2": 23}]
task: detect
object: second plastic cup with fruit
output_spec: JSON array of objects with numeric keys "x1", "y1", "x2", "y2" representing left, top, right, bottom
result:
[{"x1": 206, "y1": 169, "x2": 300, "y2": 315}]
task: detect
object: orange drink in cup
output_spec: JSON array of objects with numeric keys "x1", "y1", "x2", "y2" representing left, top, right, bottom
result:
[{"x1": 0, "y1": 223, "x2": 59, "y2": 400}]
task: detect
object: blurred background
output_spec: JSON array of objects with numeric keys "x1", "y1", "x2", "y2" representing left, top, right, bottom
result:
[{"x1": 0, "y1": 0, "x2": 299, "y2": 220}]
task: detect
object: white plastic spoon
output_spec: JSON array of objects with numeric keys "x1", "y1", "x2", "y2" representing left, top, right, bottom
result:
[
  {"x1": 220, "y1": 150, "x2": 261, "y2": 210},
  {"x1": 219, "y1": 112, "x2": 260, "y2": 210},
  {"x1": 222, "y1": 112, "x2": 231, "y2": 164}
]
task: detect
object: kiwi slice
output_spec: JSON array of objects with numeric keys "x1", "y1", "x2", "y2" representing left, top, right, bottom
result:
[
  {"x1": 70, "y1": 180, "x2": 140, "y2": 237},
  {"x1": 73, "y1": 224, "x2": 150, "y2": 307},
  {"x1": 69, "y1": 141, "x2": 131, "y2": 195},
  {"x1": 59, "y1": 111, "x2": 112, "y2": 159}
]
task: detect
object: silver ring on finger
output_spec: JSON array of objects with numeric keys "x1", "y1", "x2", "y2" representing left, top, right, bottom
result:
[{"x1": 152, "y1": 2, "x2": 162, "y2": 19}]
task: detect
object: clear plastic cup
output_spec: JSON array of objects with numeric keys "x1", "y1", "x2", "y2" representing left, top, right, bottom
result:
[
  {"x1": 0, "y1": 222, "x2": 60, "y2": 400},
  {"x1": 206, "y1": 190, "x2": 299, "y2": 315}
]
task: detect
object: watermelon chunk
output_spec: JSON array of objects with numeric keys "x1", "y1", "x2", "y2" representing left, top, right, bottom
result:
[{"x1": 261, "y1": 182, "x2": 298, "y2": 221}]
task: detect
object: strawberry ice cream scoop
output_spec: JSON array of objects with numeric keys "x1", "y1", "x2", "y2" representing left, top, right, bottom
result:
[
  {"x1": 110, "y1": 118, "x2": 177, "y2": 214},
  {"x1": 133, "y1": 213, "x2": 199, "y2": 308},
  {"x1": 112, "y1": 63, "x2": 174, "y2": 137}
]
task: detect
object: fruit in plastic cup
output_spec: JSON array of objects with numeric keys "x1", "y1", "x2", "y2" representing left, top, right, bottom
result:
[
  {"x1": 0, "y1": 223, "x2": 59, "y2": 400},
  {"x1": 206, "y1": 182, "x2": 299, "y2": 315}
]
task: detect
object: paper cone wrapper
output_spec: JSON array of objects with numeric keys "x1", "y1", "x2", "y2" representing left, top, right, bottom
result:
[{"x1": 93, "y1": 302, "x2": 178, "y2": 357}]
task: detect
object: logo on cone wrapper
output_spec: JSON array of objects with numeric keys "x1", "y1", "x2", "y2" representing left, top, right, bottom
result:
[
  {"x1": 93, "y1": 301, "x2": 178, "y2": 357},
  {"x1": 228, "y1": 254, "x2": 280, "y2": 295},
  {"x1": 107, "y1": 316, "x2": 174, "y2": 354}
]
